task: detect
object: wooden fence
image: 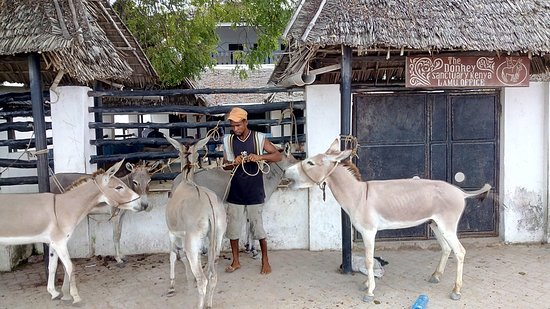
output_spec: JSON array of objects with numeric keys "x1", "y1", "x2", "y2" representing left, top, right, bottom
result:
[
  {"x1": 0, "y1": 92, "x2": 53, "y2": 186},
  {"x1": 89, "y1": 87, "x2": 305, "y2": 180},
  {"x1": 0, "y1": 87, "x2": 306, "y2": 186}
]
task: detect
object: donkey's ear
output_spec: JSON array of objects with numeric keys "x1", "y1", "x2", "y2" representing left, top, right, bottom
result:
[
  {"x1": 148, "y1": 160, "x2": 161, "y2": 172},
  {"x1": 106, "y1": 159, "x2": 124, "y2": 178},
  {"x1": 195, "y1": 135, "x2": 210, "y2": 150},
  {"x1": 165, "y1": 135, "x2": 182, "y2": 151},
  {"x1": 327, "y1": 149, "x2": 352, "y2": 163},
  {"x1": 325, "y1": 138, "x2": 340, "y2": 154},
  {"x1": 125, "y1": 162, "x2": 135, "y2": 172}
]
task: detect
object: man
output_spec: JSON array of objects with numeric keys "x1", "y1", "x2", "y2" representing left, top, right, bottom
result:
[{"x1": 223, "y1": 107, "x2": 282, "y2": 274}]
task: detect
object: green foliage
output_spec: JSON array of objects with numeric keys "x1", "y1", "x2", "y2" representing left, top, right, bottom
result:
[{"x1": 113, "y1": 0, "x2": 296, "y2": 86}]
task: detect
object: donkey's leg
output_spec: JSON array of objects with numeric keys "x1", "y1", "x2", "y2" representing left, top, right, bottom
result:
[
  {"x1": 205, "y1": 255, "x2": 218, "y2": 309},
  {"x1": 206, "y1": 225, "x2": 225, "y2": 308},
  {"x1": 112, "y1": 209, "x2": 127, "y2": 264},
  {"x1": 361, "y1": 231, "x2": 377, "y2": 303},
  {"x1": 441, "y1": 231, "x2": 465, "y2": 300},
  {"x1": 185, "y1": 236, "x2": 207, "y2": 309},
  {"x1": 428, "y1": 221, "x2": 452, "y2": 283},
  {"x1": 46, "y1": 246, "x2": 61, "y2": 300},
  {"x1": 61, "y1": 265, "x2": 70, "y2": 301},
  {"x1": 53, "y1": 243, "x2": 81, "y2": 304},
  {"x1": 167, "y1": 234, "x2": 179, "y2": 296}
]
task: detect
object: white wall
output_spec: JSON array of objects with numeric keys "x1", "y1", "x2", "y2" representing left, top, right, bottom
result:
[
  {"x1": 304, "y1": 84, "x2": 345, "y2": 250},
  {"x1": 501, "y1": 82, "x2": 550, "y2": 243},
  {"x1": 50, "y1": 86, "x2": 96, "y2": 173}
]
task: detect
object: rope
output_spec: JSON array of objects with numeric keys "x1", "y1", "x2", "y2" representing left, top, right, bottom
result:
[
  {"x1": 340, "y1": 134, "x2": 359, "y2": 159},
  {"x1": 49, "y1": 166, "x2": 65, "y2": 193},
  {"x1": 240, "y1": 159, "x2": 270, "y2": 177},
  {"x1": 202, "y1": 121, "x2": 223, "y2": 162},
  {"x1": 279, "y1": 103, "x2": 299, "y2": 152}
]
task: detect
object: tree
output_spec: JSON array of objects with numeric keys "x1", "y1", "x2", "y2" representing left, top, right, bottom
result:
[{"x1": 113, "y1": 0, "x2": 296, "y2": 86}]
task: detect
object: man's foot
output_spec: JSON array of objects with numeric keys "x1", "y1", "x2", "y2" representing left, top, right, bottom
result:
[
  {"x1": 225, "y1": 264, "x2": 241, "y2": 273},
  {"x1": 260, "y1": 261, "x2": 271, "y2": 274}
]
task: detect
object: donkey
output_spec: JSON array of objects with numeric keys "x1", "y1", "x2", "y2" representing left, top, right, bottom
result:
[
  {"x1": 284, "y1": 138, "x2": 492, "y2": 302},
  {"x1": 165, "y1": 136, "x2": 227, "y2": 309},
  {"x1": 0, "y1": 160, "x2": 142, "y2": 304},
  {"x1": 49, "y1": 161, "x2": 158, "y2": 264},
  {"x1": 171, "y1": 143, "x2": 298, "y2": 255}
]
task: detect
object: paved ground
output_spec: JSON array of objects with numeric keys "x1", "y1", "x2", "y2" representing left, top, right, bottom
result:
[{"x1": 1, "y1": 241, "x2": 549, "y2": 309}]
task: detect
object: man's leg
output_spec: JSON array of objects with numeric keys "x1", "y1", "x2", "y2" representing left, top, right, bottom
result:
[
  {"x1": 247, "y1": 203, "x2": 271, "y2": 274},
  {"x1": 226, "y1": 203, "x2": 245, "y2": 272},
  {"x1": 228, "y1": 239, "x2": 241, "y2": 271},
  {"x1": 259, "y1": 238, "x2": 271, "y2": 274}
]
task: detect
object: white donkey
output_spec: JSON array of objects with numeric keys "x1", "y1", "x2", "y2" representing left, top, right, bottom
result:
[
  {"x1": 0, "y1": 160, "x2": 142, "y2": 304},
  {"x1": 165, "y1": 136, "x2": 227, "y2": 309},
  {"x1": 49, "y1": 161, "x2": 158, "y2": 264},
  {"x1": 284, "y1": 138, "x2": 492, "y2": 302},
  {"x1": 172, "y1": 143, "x2": 298, "y2": 255}
]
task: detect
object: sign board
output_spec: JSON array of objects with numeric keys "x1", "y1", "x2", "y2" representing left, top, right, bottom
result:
[{"x1": 406, "y1": 56, "x2": 530, "y2": 88}]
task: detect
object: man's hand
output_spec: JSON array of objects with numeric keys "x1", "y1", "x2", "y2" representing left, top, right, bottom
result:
[
  {"x1": 248, "y1": 154, "x2": 262, "y2": 162},
  {"x1": 233, "y1": 155, "x2": 245, "y2": 165}
]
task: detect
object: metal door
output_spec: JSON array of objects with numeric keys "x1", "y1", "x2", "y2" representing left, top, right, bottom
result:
[{"x1": 353, "y1": 91, "x2": 499, "y2": 240}]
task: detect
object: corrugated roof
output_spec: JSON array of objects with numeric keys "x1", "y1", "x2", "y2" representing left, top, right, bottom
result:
[{"x1": 196, "y1": 66, "x2": 303, "y2": 106}]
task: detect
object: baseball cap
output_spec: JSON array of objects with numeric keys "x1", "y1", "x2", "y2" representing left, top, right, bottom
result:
[{"x1": 227, "y1": 107, "x2": 248, "y2": 122}]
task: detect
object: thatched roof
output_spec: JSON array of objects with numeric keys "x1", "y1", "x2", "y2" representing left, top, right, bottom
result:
[
  {"x1": 271, "y1": 0, "x2": 550, "y2": 85},
  {"x1": 0, "y1": 0, "x2": 158, "y2": 89}
]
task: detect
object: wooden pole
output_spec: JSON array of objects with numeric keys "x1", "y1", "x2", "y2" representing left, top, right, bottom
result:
[
  {"x1": 28, "y1": 52, "x2": 50, "y2": 277},
  {"x1": 340, "y1": 45, "x2": 353, "y2": 274}
]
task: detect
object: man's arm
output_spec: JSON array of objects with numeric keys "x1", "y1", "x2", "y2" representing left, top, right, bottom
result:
[{"x1": 248, "y1": 139, "x2": 282, "y2": 163}]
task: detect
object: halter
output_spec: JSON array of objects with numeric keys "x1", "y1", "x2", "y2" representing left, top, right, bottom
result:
[
  {"x1": 299, "y1": 160, "x2": 340, "y2": 201},
  {"x1": 93, "y1": 178, "x2": 141, "y2": 206}
]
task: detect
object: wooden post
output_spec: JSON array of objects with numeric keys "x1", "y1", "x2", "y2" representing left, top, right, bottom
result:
[
  {"x1": 340, "y1": 45, "x2": 353, "y2": 274},
  {"x1": 28, "y1": 52, "x2": 50, "y2": 277}
]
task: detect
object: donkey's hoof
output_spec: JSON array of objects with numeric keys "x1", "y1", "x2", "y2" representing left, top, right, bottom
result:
[
  {"x1": 362, "y1": 294, "x2": 374, "y2": 303},
  {"x1": 450, "y1": 292, "x2": 461, "y2": 300},
  {"x1": 428, "y1": 275, "x2": 440, "y2": 283},
  {"x1": 72, "y1": 299, "x2": 85, "y2": 307},
  {"x1": 50, "y1": 291, "x2": 61, "y2": 300},
  {"x1": 166, "y1": 288, "x2": 176, "y2": 297}
]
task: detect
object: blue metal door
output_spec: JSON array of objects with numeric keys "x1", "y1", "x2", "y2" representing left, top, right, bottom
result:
[{"x1": 353, "y1": 91, "x2": 499, "y2": 240}]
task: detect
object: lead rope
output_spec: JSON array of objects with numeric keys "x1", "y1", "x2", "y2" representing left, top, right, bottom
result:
[
  {"x1": 49, "y1": 166, "x2": 65, "y2": 193},
  {"x1": 299, "y1": 160, "x2": 340, "y2": 202}
]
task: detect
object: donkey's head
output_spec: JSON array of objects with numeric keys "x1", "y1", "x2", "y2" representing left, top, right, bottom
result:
[
  {"x1": 124, "y1": 161, "x2": 160, "y2": 212},
  {"x1": 95, "y1": 160, "x2": 142, "y2": 211},
  {"x1": 166, "y1": 135, "x2": 210, "y2": 181},
  {"x1": 285, "y1": 138, "x2": 352, "y2": 189}
]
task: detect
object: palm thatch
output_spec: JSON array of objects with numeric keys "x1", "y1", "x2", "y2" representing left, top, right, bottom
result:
[
  {"x1": 0, "y1": 0, "x2": 157, "y2": 89},
  {"x1": 271, "y1": 0, "x2": 550, "y2": 85}
]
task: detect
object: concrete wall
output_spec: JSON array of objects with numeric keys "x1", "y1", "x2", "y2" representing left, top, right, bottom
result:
[
  {"x1": 501, "y1": 82, "x2": 550, "y2": 243},
  {"x1": 50, "y1": 86, "x2": 96, "y2": 173},
  {"x1": 304, "y1": 84, "x2": 346, "y2": 250}
]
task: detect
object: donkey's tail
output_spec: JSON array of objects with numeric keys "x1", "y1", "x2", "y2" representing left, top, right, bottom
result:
[
  {"x1": 206, "y1": 192, "x2": 220, "y2": 270},
  {"x1": 463, "y1": 183, "x2": 492, "y2": 200}
]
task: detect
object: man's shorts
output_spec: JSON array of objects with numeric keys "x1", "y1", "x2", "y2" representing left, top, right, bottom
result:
[{"x1": 226, "y1": 202, "x2": 267, "y2": 240}]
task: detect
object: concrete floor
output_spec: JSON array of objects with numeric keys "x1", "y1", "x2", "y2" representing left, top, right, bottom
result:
[{"x1": 1, "y1": 241, "x2": 549, "y2": 308}]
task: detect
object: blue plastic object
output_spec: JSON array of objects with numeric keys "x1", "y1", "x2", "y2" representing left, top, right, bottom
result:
[{"x1": 411, "y1": 294, "x2": 429, "y2": 309}]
